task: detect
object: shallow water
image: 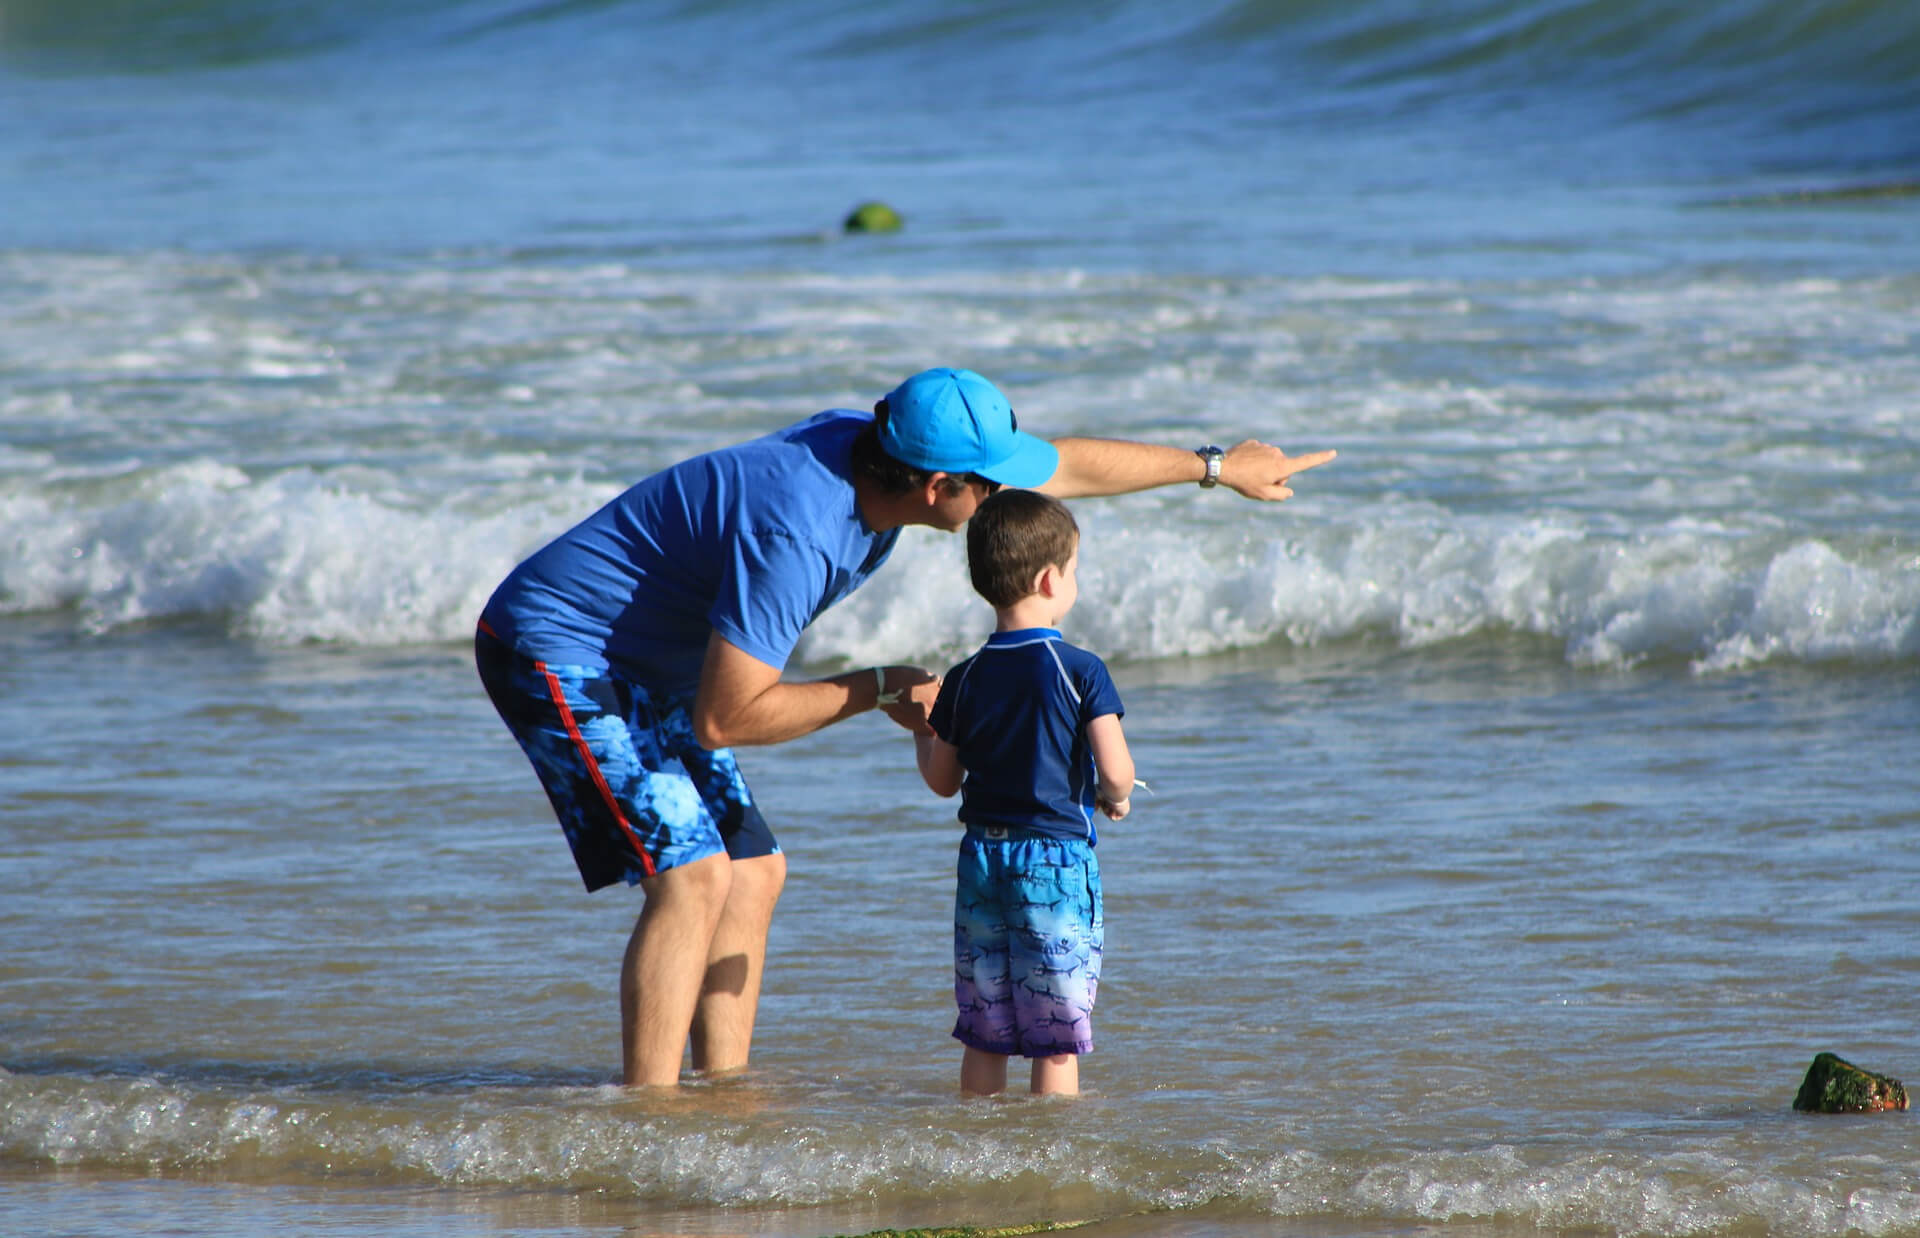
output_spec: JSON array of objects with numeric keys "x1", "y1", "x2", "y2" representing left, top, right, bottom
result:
[{"x1": 5, "y1": 619, "x2": 1917, "y2": 1236}]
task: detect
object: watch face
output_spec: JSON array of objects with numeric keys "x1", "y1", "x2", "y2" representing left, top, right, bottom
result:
[{"x1": 1197, "y1": 446, "x2": 1223, "y2": 485}]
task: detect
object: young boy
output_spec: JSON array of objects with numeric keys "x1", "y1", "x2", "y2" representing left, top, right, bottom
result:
[{"x1": 915, "y1": 489, "x2": 1135, "y2": 1097}]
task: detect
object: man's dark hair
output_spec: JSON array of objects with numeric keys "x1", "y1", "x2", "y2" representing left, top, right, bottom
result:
[
  {"x1": 852, "y1": 400, "x2": 996, "y2": 498},
  {"x1": 966, "y1": 488, "x2": 1079, "y2": 609}
]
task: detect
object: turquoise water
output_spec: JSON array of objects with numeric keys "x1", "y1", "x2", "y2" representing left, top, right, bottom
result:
[
  {"x1": 5, "y1": 0, "x2": 1918, "y2": 272},
  {"x1": 4, "y1": 2, "x2": 1919, "y2": 1235}
]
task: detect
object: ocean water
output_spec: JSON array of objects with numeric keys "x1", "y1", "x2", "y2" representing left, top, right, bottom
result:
[{"x1": 4, "y1": 2, "x2": 1919, "y2": 1236}]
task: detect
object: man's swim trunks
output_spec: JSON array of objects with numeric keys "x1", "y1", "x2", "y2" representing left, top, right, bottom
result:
[
  {"x1": 953, "y1": 829, "x2": 1102, "y2": 1058},
  {"x1": 476, "y1": 628, "x2": 777, "y2": 891}
]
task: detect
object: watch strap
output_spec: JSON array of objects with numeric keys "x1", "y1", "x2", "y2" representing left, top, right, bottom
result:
[{"x1": 1195, "y1": 445, "x2": 1225, "y2": 488}]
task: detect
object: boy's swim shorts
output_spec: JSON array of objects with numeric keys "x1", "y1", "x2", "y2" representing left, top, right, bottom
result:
[
  {"x1": 476, "y1": 627, "x2": 778, "y2": 891},
  {"x1": 952, "y1": 829, "x2": 1102, "y2": 1058}
]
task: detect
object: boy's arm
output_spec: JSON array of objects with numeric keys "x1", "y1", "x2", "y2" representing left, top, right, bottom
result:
[
  {"x1": 916, "y1": 732, "x2": 964, "y2": 798},
  {"x1": 1087, "y1": 713, "x2": 1134, "y2": 819}
]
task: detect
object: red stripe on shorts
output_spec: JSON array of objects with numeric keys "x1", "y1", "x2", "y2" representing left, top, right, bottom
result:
[{"x1": 536, "y1": 660, "x2": 657, "y2": 879}]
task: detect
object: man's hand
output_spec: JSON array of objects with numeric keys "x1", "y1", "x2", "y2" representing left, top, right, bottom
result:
[
  {"x1": 877, "y1": 665, "x2": 940, "y2": 736},
  {"x1": 1220, "y1": 441, "x2": 1337, "y2": 502}
]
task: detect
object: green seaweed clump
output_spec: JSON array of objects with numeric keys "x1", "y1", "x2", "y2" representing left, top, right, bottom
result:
[
  {"x1": 843, "y1": 201, "x2": 903, "y2": 234},
  {"x1": 1793, "y1": 1052, "x2": 1909, "y2": 1113}
]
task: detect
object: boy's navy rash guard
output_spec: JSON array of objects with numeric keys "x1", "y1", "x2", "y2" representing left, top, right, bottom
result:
[
  {"x1": 480, "y1": 411, "x2": 898, "y2": 698},
  {"x1": 930, "y1": 628, "x2": 1125, "y2": 844}
]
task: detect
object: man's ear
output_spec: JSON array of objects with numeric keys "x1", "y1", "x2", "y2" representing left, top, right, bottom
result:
[{"x1": 919, "y1": 472, "x2": 954, "y2": 507}]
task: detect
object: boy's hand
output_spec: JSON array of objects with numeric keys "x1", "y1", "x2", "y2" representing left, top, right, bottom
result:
[{"x1": 1098, "y1": 796, "x2": 1130, "y2": 821}]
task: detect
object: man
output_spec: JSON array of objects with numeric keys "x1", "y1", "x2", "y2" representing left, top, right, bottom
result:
[{"x1": 475, "y1": 366, "x2": 1333, "y2": 1086}]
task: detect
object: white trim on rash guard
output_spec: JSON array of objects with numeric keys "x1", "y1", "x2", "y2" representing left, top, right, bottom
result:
[{"x1": 978, "y1": 631, "x2": 1082, "y2": 708}]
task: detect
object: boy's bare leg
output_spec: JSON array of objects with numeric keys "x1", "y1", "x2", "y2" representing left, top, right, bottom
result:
[
  {"x1": 961, "y1": 1046, "x2": 1010, "y2": 1095},
  {"x1": 1030, "y1": 1053, "x2": 1078, "y2": 1096},
  {"x1": 621, "y1": 853, "x2": 733, "y2": 1087},
  {"x1": 689, "y1": 850, "x2": 786, "y2": 1075}
]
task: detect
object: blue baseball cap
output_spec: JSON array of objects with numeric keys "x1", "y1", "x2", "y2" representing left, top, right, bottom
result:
[{"x1": 878, "y1": 367, "x2": 1058, "y2": 488}]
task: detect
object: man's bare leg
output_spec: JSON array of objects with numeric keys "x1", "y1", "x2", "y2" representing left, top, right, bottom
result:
[
  {"x1": 621, "y1": 853, "x2": 733, "y2": 1087},
  {"x1": 689, "y1": 850, "x2": 786, "y2": 1075}
]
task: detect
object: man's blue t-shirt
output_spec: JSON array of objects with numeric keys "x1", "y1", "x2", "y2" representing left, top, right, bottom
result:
[
  {"x1": 480, "y1": 411, "x2": 898, "y2": 698},
  {"x1": 929, "y1": 628, "x2": 1125, "y2": 843}
]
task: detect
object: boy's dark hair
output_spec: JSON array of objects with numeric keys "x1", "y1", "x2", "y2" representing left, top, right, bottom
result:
[
  {"x1": 966, "y1": 488, "x2": 1079, "y2": 609},
  {"x1": 852, "y1": 400, "x2": 995, "y2": 498}
]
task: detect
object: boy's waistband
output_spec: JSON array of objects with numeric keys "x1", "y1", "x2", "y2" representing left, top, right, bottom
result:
[{"x1": 963, "y1": 823, "x2": 1092, "y2": 846}]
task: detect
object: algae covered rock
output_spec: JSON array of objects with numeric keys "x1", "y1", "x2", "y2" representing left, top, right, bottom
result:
[
  {"x1": 1793, "y1": 1052, "x2": 1908, "y2": 1113},
  {"x1": 843, "y1": 201, "x2": 903, "y2": 233}
]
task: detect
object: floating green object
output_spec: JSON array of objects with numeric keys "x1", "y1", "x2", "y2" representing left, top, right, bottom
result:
[
  {"x1": 843, "y1": 201, "x2": 903, "y2": 233},
  {"x1": 829, "y1": 1222, "x2": 1090, "y2": 1238},
  {"x1": 1793, "y1": 1052, "x2": 1909, "y2": 1113}
]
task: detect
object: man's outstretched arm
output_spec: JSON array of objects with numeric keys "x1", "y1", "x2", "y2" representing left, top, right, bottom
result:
[{"x1": 1039, "y1": 437, "x2": 1335, "y2": 501}]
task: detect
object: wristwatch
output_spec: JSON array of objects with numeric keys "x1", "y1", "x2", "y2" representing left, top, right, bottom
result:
[{"x1": 1195, "y1": 445, "x2": 1225, "y2": 488}]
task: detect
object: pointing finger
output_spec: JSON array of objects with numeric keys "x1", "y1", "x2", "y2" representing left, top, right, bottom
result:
[{"x1": 1277, "y1": 448, "x2": 1337, "y2": 478}]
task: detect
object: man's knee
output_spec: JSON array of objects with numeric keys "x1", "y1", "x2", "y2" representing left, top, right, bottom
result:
[
  {"x1": 642, "y1": 851, "x2": 734, "y2": 914},
  {"x1": 726, "y1": 851, "x2": 786, "y2": 913}
]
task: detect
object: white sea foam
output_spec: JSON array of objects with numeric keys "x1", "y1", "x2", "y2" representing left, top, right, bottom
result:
[
  {"x1": 6, "y1": 1070, "x2": 1919, "y2": 1235},
  {"x1": 0, "y1": 460, "x2": 594, "y2": 645},
  {"x1": 4, "y1": 255, "x2": 1915, "y2": 676},
  {"x1": 807, "y1": 503, "x2": 1919, "y2": 673},
  {"x1": 4, "y1": 459, "x2": 1914, "y2": 672}
]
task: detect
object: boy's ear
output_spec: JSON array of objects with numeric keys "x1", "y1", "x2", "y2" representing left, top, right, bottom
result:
[{"x1": 1033, "y1": 562, "x2": 1060, "y2": 597}]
